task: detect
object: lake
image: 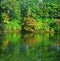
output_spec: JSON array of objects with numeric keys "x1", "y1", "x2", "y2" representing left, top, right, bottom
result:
[{"x1": 0, "y1": 32, "x2": 60, "y2": 61}]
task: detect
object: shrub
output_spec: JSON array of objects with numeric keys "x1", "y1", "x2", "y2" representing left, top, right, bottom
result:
[{"x1": 22, "y1": 17, "x2": 38, "y2": 32}]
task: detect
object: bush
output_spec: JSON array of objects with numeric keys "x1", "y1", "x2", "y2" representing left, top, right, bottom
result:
[{"x1": 22, "y1": 17, "x2": 38, "y2": 32}]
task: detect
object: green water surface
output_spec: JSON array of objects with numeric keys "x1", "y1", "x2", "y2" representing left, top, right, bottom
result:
[{"x1": 0, "y1": 32, "x2": 60, "y2": 61}]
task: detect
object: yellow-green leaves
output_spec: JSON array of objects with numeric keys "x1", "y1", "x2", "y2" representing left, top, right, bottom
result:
[
  {"x1": 1, "y1": 13, "x2": 9, "y2": 23},
  {"x1": 22, "y1": 17, "x2": 38, "y2": 32}
]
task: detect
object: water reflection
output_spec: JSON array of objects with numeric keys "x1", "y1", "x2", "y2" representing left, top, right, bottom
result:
[
  {"x1": 0, "y1": 32, "x2": 60, "y2": 61},
  {"x1": 21, "y1": 33, "x2": 39, "y2": 47},
  {"x1": 0, "y1": 33, "x2": 8, "y2": 54}
]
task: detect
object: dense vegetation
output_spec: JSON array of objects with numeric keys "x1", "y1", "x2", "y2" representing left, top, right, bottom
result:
[{"x1": 0, "y1": 0, "x2": 60, "y2": 33}]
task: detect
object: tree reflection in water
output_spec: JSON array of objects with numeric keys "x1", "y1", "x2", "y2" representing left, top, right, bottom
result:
[
  {"x1": 21, "y1": 33, "x2": 39, "y2": 47},
  {"x1": 0, "y1": 33, "x2": 60, "y2": 61},
  {"x1": 0, "y1": 33, "x2": 8, "y2": 54}
]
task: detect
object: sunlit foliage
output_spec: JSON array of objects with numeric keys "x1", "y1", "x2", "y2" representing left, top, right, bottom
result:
[
  {"x1": 0, "y1": 0, "x2": 60, "y2": 32},
  {"x1": 22, "y1": 17, "x2": 38, "y2": 32}
]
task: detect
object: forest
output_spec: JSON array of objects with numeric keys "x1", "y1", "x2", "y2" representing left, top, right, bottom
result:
[
  {"x1": 0, "y1": 0, "x2": 60, "y2": 33},
  {"x1": 0, "y1": 0, "x2": 60, "y2": 61}
]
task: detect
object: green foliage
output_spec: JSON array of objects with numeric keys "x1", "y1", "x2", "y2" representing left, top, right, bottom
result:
[
  {"x1": 6, "y1": 19, "x2": 21, "y2": 31},
  {"x1": 22, "y1": 17, "x2": 38, "y2": 32},
  {"x1": 1, "y1": 0, "x2": 20, "y2": 18},
  {"x1": 0, "y1": 0, "x2": 60, "y2": 32}
]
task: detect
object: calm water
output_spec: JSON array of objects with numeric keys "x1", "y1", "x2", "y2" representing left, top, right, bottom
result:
[{"x1": 0, "y1": 32, "x2": 60, "y2": 61}]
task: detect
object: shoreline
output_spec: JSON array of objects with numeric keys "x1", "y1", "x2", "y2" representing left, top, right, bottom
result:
[{"x1": 0, "y1": 30, "x2": 60, "y2": 34}]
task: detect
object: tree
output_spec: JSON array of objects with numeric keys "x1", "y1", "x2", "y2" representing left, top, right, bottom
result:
[
  {"x1": 22, "y1": 17, "x2": 38, "y2": 33},
  {"x1": 1, "y1": 0, "x2": 20, "y2": 21}
]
